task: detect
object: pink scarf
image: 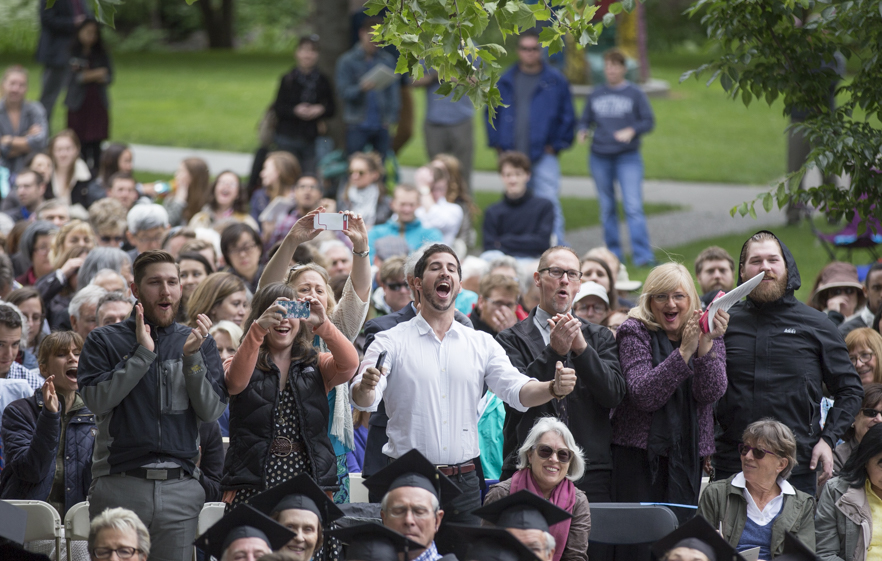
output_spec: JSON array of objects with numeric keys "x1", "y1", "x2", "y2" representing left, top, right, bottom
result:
[{"x1": 510, "y1": 469, "x2": 576, "y2": 561}]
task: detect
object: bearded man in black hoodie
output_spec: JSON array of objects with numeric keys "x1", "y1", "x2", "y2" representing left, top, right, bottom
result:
[{"x1": 714, "y1": 231, "x2": 863, "y2": 496}]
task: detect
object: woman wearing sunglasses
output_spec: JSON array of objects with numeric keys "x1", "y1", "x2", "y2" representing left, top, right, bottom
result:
[
  {"x1": 697, "y1": 419, "x2": 815, "y2": 560},
  {"x1": 483, "y1": 417, "x2": 590, "y2": 561},
  {"x1": 832, "y1": 384, "x2": 882, "y2": 476},
  {"x1": 808, "y1": 261, "x2": 865, "y2": 327}
]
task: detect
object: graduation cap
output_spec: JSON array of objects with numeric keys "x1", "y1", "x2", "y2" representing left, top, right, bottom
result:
[
  {"x1": 326, "y1": 522, "x2": 424, "y2": 561},
  {"x1": 193, "y1": 504, "x2": 295, "y2": 560},
  {"x1": 652, "y1": 516, "x2": 746, "y2": 561},
  {"x1": 452, "y1": 524, "x2": 543, "y2": 561},
  {"x1": 362, "y1": 449, "x2": 462, "y2": 505},
  {"x1": 775, "y1": 532, "x2": 820, "y2": 561},
  {"x1": 247, "y1": 474, "x2": 345, "y2": 526},
  {"x1": 473, "y1": 490, "x2": 572, "y2": 533}
]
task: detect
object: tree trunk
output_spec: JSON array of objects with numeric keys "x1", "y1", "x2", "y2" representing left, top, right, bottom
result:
[
  {"x1": 315, "y1": 0, "x2": 351, "y2": 149},
  {"x1": 197, "y1": 0, "x2": 235, "y2": 49}
]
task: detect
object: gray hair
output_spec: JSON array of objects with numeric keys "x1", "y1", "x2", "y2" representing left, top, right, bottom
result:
[
  {"x1": 69, "y1": 285, "x2": 108, "y2": 320},
  {"x1": 88, "y1": 507, "x2": 150, "y2": 559},
  {"x1": 461, "y1": 256, "x2": 489, "y2": 281},
  {"x1": 92, "y1": 268, "x2": 127, "y2": 287},
  {"x1": 96, "y1": 291, "x2": 132, "y2": 322},
  {"x1": 742, "y1": 418, "x2": 799, "y2": 480},
  {"x1": 20, "y1": 220, "x2": 58, "y2": 265},
  {"x1": 0, "y1": 301, "x2": 28, "y2": 347},
  {"x1": 517, "y1": 417, "x2": 586, "y2": 481},
  {"x1": 127, "y1": 204, "x2": 169, "y2": 234},
  {"x1": 78, "y1": 248, "x2": 132, "y2": 288},
  {"x1": 489, "y1": 255, "x2": 519, "y2": 274},
  {"x1": 380, "y1": 488, "x2": 440, "y2": 513},
  {"x1": 543, "y1": 532, "x2": 556, "y2": 556},
  {"x1": 319, "y1": 239, "x2": 348, "y2": 254}
]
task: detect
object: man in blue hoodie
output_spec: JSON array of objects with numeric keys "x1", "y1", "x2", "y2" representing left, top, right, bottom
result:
[{"x1": 578, "y1": 48, "x2": 656, "y2": 267}]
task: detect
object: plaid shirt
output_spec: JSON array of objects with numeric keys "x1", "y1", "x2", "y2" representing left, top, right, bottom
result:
[
  {"x1": 413, "y1": 541, "x2": 441, "y2": 561},
  {"x1": 7, "y1": 361, "x2": 43, "y2": 392}
]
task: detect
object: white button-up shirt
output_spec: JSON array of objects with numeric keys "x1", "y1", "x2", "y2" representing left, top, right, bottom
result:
[
  {"x1": 732, "y1": 472, "x2": 795, "y2": 526},
  {"x1": 351, "y1": 313, "x2": 534, "y2": 465}
]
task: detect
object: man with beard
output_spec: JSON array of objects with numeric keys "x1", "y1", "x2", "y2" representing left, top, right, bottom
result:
[
  {"x1": 352, "y1": 244, "x2": 577, "y2": 526},
  {"x1": 693, "y1": 246, "x2": 735, "y2": 309},
  {"x1": 714, "y1": 231, "x2": 863, "y2": 496},
  {"x1": 78, "y1": 250, "x2": 227, "y2": 561}
]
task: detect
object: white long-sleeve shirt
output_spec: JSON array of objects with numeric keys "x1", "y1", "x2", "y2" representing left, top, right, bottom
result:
[
  {"x1": 351, "y1": 313, "x2": 533, "y2": 465},
  {"x1": 415, "y1": 200, "x2": 464, "y2": 246}
]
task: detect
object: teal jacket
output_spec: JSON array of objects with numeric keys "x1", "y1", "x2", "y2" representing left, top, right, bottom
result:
[{"x1": 367, "y1": 218, "x2": 443, "y2": 262}]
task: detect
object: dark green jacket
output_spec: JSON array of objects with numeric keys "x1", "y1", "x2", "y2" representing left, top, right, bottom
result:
[{"x1": 697, "y1": 474, "x2": 816, "y2": 557}]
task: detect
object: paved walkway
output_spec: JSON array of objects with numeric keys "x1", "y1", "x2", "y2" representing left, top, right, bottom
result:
[{"x1": 130, "y1": 143, "x2": 790, "y2": 255}]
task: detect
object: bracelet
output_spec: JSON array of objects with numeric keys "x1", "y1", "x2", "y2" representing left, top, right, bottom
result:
[
  {"x1": 548, "y1": 381, "x2": 564, "y2": 400},
  {"x1": 352, "y1": 249, "x2": 369, "y2": 258}
]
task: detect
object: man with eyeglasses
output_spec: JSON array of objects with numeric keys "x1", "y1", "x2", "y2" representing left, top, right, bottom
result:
[
  {"x1": 715, "y1": 230, "x2": 862, "y2": 496},
  {"x1": 496, "y1": 247, "x2": 624, "y2": 515},
  {"x1": 88, "y1": 507, "x2": 151, "y2": 561}
]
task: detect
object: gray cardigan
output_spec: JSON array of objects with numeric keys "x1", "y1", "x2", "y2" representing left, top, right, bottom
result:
[{"x1": 0, "y1": 100, "x2": 48, "y2": 173}]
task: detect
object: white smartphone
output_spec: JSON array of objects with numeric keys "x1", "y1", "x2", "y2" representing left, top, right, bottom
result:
[{"x1": 314, "y1": 213, "x2": 349, "y2": 231}]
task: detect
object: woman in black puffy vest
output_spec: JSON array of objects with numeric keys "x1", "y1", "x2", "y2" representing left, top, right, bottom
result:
[{"x1": 220, "y1": 282, "x2": 359, "y2": 509}]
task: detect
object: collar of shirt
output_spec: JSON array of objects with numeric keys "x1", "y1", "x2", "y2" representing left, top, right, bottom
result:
[
  {"x1": 414, "y1": 312, "x2": 464, "y2": 340},
  {"x1": 533, "y1": 307, "x2": 554, "y2": 346},
  {"x1": 732, "y1": 472, "x2": 794, "y2": 526},
  {"x1": 412, "y1": 541, "x2": 441, "y2": 561}
]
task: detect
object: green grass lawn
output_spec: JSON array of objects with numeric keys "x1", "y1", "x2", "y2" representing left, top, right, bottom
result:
[{"x1": 0, "y1": 49, "x2": 789, "y2": 185}]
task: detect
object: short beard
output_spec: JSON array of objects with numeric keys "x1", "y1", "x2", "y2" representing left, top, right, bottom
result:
[
  {"x1": 749, "y1": 275, "x2": 787, "y2": 304},
  {"x1": 421, "y1": 290, "x2": 454, "y2": 313},
  {"x1": 143, "y1": 300, "x2": 180, "y2": 327}
]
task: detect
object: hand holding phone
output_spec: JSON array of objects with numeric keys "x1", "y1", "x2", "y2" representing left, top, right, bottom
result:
[{"x1": 276, "y1": 300, "x2": 310, "y2": 319}]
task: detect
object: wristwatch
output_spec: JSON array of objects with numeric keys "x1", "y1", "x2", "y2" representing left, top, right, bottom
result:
[{"x1": 353, "y1": 249, "x2": 369, "y2": 258}]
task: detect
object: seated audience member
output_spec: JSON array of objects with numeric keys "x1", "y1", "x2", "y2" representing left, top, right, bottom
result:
[
  {"x1": 88, "y1": 507, "x2": 150, "y2": 561},
  {"x1": 221, "y1": 223, "x2": 264, "y2": 293},
  {"x1": 483, "y1": 152, "x2": 554, "y2": 259},
  {"x1": 413, "y1": 165, "x2": 464, "y2": 246},
  {"x1": 471, "y1": 273, "x2": 520, "y2": 337},
  {"x1": 186, "y1": 272, "x2": 249, "y2": 328},
  {"x1": 126, "y1": 204, "x2": 171, "y2": 261},
  {"x1": 88, "y1": 198, "x2": 128, "y2": 248},
  {"x1": 15, "y1": 220, "x2": 58, "y2": 286},
  {"x1": 816, "y1": 422, "x2": 882, "y2": 561},
  {"x1": 77, "y1": 247, "x2": 132, "y2": 288},
  {"x1": 841, "y1": 263, "x2": 882, "y2": 337},
  {"x1": 39, "y1": 245, "x2": 90, "y2": 331},
  {"x1": 693, "y1": 246, "x2": 735, "y2": 309},
  {"x1": 35, "y1": 199, "x2": 71, "y2": 228},
  {"x1": 651, "y1": 516, "x2": 743, "y2": 561},
  {"x1": 6, "y1": 287, "x2": 46, "y2": 359},
  {"x1": 809, "y1": 261, "x2": 865, "y2": 327},
  {"x1": 580, "y1": 254, "x2": 628, "y2": 309},
  {"x1": 48, "y1": 129, "x2": 102, "y2": 210},
  {"x1": 95, "y1": 292, "x2": 133, "y2": 327},
  {"x1": 321, "y1": 239, "x2": 354, "y2": 279},
  {"x1": 604, "y1": 310, "x2": 628, "y2": 337},
  {"x1": 268, "y1": 174, "x2": 327, "y2": 248},
  {"x1": 163, "y1": 158, "x2": 210, "y2": 227},
  {"x1": 177, "y1": 252, "x2": 214, "y2": 323},
  {"x1": 367, "y1": 184, "x2": 443, "y2": 261},
  {"x1": 69, "y1": 285, "x2": 108, "y2": 340},
  {"x1": 161, "y1": 226, "x2": 196, "y2": 259},
  {"x1": 572, "y1": 281, "x2": 610, "y2": 326},
  {"x1": 846, "y1": 328, "x2": 882, "y2": 385},
  {"x1": 337, "y1": 152, "x2": 392, "y2": 229},
  {"x1": 253, "y1": 151, "x2": 301, "y2": 235},
  {"x1": 104, "y1": 172, "x2": 140, "y2": 211},
  {"x1": 832, "y1": 384, "x2": 882, "y2": 475},
  {"x1": 698, "y1": 419, "x2": 815, "y2": 559},
  {"x1": 328, "y1": 522, "x2": 423, "y2": 561},
  {"x1": 180, "y1": 238, "x2": 220, "y2": 271},
  {"x1": 90, "y1": 269, "x2": 129, "y2": 297},
  {"x1": 612, "y1": 262, "x2": 727, "y2": 516},
  {"x1": 4, "y1": 169, "x2": 46, "y2": 222},
  {"x1": 0, "y1": 65, "x2": 47, "y2": 174},
  {"x1": 189, "y1": 170, "x2": 259, "y2": 233},
  {"x1": 0, "y1": 332, "x2": 94, "y2": 517},
  {"x1": 367, "y1": 256, "x2": 409, "y2": 320},
  {"x1": 482, "y1": 417, "x2": 591, "y2": 561}
]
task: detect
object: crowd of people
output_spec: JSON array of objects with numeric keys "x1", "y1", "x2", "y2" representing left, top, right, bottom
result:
[{"x1": 0, "y1": 3, "x2": 881, "y2": 561}]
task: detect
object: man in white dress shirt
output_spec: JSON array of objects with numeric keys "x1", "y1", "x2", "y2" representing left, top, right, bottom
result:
[{"x1": 352, "y1": 243, "x2": 576, "y2": 524}]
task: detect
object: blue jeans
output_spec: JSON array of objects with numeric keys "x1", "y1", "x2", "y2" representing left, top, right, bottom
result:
[
  {"x1": 528, "y1": 153, "x2": 566, "y2": 246},
  {"x1": 346, "y1": 126, "x2": 390, "y2": 160},
  {"x1": 590, "y1": 150, "x2": 654, "y2": 266}
]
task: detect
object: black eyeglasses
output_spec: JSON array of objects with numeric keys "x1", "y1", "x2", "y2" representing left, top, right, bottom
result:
[
  {"x1": 533, "y1": 444, "x2": 573, "y2": 463},
  {"x1": 92, "y1": 547, "x2": 141, "y2": 559},
  {"x1": 539, "y1": 267, "x2": 582, "y2": 282},
  {"x1": 738, "y1": 443, "x2": 778, "y2": 460},
  {"x1": 851, "y1": 352, "x2": 875, "y2": 366},
  {"x1": 862, "y1": 408, "x2": 882, "y2": 419}
]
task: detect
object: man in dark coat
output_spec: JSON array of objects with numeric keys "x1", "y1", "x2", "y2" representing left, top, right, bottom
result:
[{"x1": 715, "y1": 230, "x2": 864, "y2": 496}]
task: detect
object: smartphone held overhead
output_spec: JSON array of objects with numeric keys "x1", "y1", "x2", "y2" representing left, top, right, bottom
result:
[{"x1": 314, "y1": 213, "x2": 349, "y2": 231}]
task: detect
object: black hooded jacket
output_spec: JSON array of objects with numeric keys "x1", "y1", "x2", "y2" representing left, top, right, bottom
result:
[{"x1": 715, "y1": 231, "x2": 863, "y2": 476}]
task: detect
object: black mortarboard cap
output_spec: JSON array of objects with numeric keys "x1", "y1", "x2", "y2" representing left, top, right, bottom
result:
[
  {"x1": 0, "y1": 500, "x2": 27, "y2": 545},
  {"x1": 452, "y1": 524, "x2": 543, "y2": 561},
  {"x1": 652, "y1": 516, "x2": 746, "y2": 561},
  {"x1": 247, "y1": 474, "x2": 345, "y2": 525},
  {"x1": 776, "y1": 532, "x2": 820, "y2": 561},
  {"x1": 326, "y1": 522, "x2": 424, "y2": 561},
  {"x1": 362, "y1": 449, "x2": 462, "y2": 505},
  {"x1": 473, "y1": 490, "x2": 572, "y2": 532},
  {"x1": 193, "y1": 504, "x2": 295, "y2": 560}
]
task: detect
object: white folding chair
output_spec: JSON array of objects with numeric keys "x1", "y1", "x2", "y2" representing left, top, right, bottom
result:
[
  {"x1": 63, "y1": 501, "x2": 90, "y2": 561},
  {"x1": 3, "y1": 499, "x2": 64, "y2": 561},
  {"x1": 193, "y1": 502, "x2": 227, "y2": 561}
]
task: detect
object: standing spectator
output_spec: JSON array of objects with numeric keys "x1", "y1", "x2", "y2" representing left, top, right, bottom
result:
[
  {"x1": 34, "y1": 199, "x2": 70, "y2": 227},
  {"x1": 252, "y1": 151, "x2": 301, "y2": 236},
  {"x1": 482, "y1": 152, "x2": 554, "y2": 259},
  {"x1": 808, "y1": 261, "x2": 865, "y2": 327},
  {"x1": 337, "y1": 152, "x2": 392, "y2": 229},
  {"x1": 5, "y1": 169, "x2": 47, "y2": 222},
  {"x1": 487, "y1": 30, "x2": 574, "y2": 246},
  {"x1": 693, "y1": 246, "x2": 735, "y2": 309},
  {"x1": 65, "y1": 19, "x2": 111, "y2": 174},
  {"x1": 36, "y1": 0, "x2": 85, "y2": 125},
  {"x1": 470, "y1": 273, "x2": 520, "y2": 337},
  {"x1": 0, "y1": 332, "x2": 94, "y2": 518},
  {"x1": 189, "y1": 170, "x2": 259, "y2": 233},
  {"x1": 186, "y1": 272, "x2": 249, "y2": 328},
  {"x1": 273, "y1": 35, "x2": 336, "y2": 173},
  {"x1": 267, "y1": 174, "x2": 326, "y2": 249},
  {"x1": 126, "y1": 204, "x2": 170, "y2": 261},
  {"x1": 95, "y1": 142, "x2": 131, "y2": 188},
  {"x1": 840, "y1": 263, "x2": 882, "y2": 337},
  {"x1": 367, "y1": 184, "x2": 443, "y2": 262},
  {"x1": 612, "y1": 263, "x2": 727, "y2": 517},
  {"x1": 578, "y1": 48, "x2": 656, "y2": 267},
  {"x1": 48, "y1": 129, "x2": 101, "y2": 209},
  {"x1": 715, "y1": 231, "x2": 864, "y2": 496},
  {"x1": 413, "y1": 165, "x2": 464, "y2": 247},
  {"x1": 496, "y1": 248, "x2": 624, "y2": 508},
  {"x1": 15, "y1": 220, "x2": 58, "y2": 287},
  {"x1": 103, "y1": 172, "x2": 139, "y2": 211},
  {"x1": 413, "y1": 70, "x2": 474, "y2": 185},
  {"x1": 176, "y1": 251, "x2": 213, "y2": 323},
  {"x1": 78, "y1": 250, "x2": 227, "y2": 561},
  {"x1": 432, "y1": 155, "x2": 478, "y2": 251},
  {"x1": 163, "y1": 158, "x2": 210, "y2": 228},
  {"x1": 221, "y1": 223, "x2": 264, "y2": 294},
  {"x1": 0, "y1": 66, "x2": 48, "y2": 174},
  {"x1": 0, "y1": 302, "x2": 44, "y2": 392},
  {"x1": 336, "y1": 17, "x2": 400, "y2": 158}
]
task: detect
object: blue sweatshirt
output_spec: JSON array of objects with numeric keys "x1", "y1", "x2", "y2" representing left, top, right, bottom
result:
[
  {"x1": 579, "y1": 82, "x2": 655, "y2": 156},
  {"x1": 482, "y1": 191, "x2": 554, "y2": 258}
]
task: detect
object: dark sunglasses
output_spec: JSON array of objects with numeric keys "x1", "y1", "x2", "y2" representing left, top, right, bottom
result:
[
  {"x1": 386, "y1": 282, "x2": 409, "y2": 292},
  {"x1": 862, "y1": 408, "x2": 882, "y2": 419},
  {"x1": 533, "y1": 444, "x2": 572, "y2": 463},
  {"x1": 738, "y1": 443, "x2": 778, "y2": 460}
]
